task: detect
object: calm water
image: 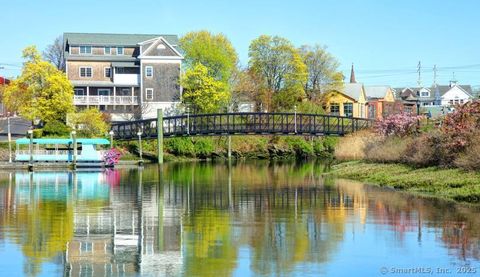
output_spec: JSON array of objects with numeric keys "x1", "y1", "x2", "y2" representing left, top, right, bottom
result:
[{"x1": 0, "y1": 161, "x2": 479, "y2": 277}]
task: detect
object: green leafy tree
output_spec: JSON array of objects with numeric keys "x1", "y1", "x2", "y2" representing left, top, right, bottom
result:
[
  {"x1": 248, "y1": 35, "x2": 307, "y2": 110},
  {"x1": 181, "y1": 63, "x2": 229, "y2": 113},
  {"x1": 3, "y1": 46, "x2": 74, "y2": 123},
  {"x1": 68, "y1": 108, "x2": 109, "y2": 137},
  {"x1": 180, "y1": 30, "x2": 238, "y2": 83},
  {"x1": 299, "y1": 44, "x2": 343, "y2": 101}
]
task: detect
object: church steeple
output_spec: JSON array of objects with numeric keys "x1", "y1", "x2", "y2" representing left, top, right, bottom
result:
[{"x1": 350, "y1": 63, "x2": 356, "y2": 83}]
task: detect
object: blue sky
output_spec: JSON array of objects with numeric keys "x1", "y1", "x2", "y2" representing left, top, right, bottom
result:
[{"x1": 1, "y1": 0, "x2": 479, "y2": 88}]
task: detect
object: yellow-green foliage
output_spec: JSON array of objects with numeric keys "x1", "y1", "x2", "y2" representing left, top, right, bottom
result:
[
  {"x1": 181, "y1": 63, "x2": 229, "y2": 113},
  {"x1": 248, "y1": 35, "x2": 307, "y2": 110},
  {"x1": 180, "y1": 30, "x2": 238, "y2": 83},
  {"x1": 3, "y1": 46, "x2": 74, "y2": 123},
  {"x1": 68, "y1": 108, "x2": 109, "y2": 138}
]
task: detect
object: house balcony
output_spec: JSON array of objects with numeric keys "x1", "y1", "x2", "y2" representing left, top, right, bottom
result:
[
  {"x1": 74, "y1": 95, "x2": 139, "y2": 105},
  {"x1": 113, "y1": 73, "x2": 140, "y2": 86}
]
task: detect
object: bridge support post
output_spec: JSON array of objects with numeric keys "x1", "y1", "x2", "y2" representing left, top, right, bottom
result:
[
  {"x1": 157, "y1": 109, "x2": 164, "y2": 164},
  {"x1": 227, "y1": 135, "x2": 232, "y2": 160}
]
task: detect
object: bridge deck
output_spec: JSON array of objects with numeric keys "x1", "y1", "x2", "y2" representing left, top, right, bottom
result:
[{"x1": 111, "y1": 112, "x2": 373, "y2": 140}]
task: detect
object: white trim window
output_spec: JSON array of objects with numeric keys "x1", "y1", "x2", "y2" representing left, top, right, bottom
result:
[
  {"x1": 420, "y1": 90, "x2": 430, "y2": 97},
  {"x1": 104, "y1": 67, "x2": 112, "y2": 78},
  {"x1": 145, "y1": 66, "x2": 153, "y2": 77},
  {"x1": 79, "y1": 67, "x2": 92, "y2": 78},
  {"x1": 146, "y1": 88, "x2": 154, "y2": 100},
  {"x1": 74, "y1": 88, "x2": 85, "y2": 96},
  {"x1": 79, "y1": 46, "x2": 92, "y2": 55},
  {"x1": 117, "y1": 47, "x2": 124, "y2": 55},
  {"x1": 98, "y1": 89, "x2": 110, "y2": 95},
  {"x1": 104, "y1": 47, "x2": 111, "y2": 55}
]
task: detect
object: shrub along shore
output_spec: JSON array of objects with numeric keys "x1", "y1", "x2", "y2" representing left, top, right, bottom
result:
[
  {"x1": 326, "y1": 161, "x2": 480, "y2": 203},
  {"x1": 117, "y1": 135, "x2": 338, "y2": 162}
]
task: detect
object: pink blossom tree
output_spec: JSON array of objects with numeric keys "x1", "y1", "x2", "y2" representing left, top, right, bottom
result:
[{"x1": 375, "y1": 113, "x2": 423, "y2": 137}]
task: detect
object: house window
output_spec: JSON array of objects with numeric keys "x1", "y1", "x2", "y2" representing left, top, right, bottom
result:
[
  {"x1": 104, "y1": 67, "x2": 112, "y2": 78},
  {"x1": 146, "y1": 88, "x2": 154, "y2": 100},
  {"x1": 145, "y1": 66, "x2": 153, "y2": 77},
  {"x1": 330, "y1": 103, "x2": 340, "y2": 115},
  {"x1": 420, "y1": 90, "x2": 430, "y2": 97},
  {"x1": 343, "y1": 103, "x2": 353, "y2": 117},
  {"x1": 79, "y1": 46, "x2": 92, "y2": 55},
  {"x1": 98, "y1": 89, "x2": 110, "y2": 96},
  {"x1": 80, "y1": 242, "x2": 93, "y2": 253},
  {"x1": 121, "y1": 88, "x2": 130, "y2": 95},
  {"x1": 117, "y1": 47, "x2": 124, "y2": 55},
  {"x1": 368, "y1": 105, "x2": 376, "y2": 119},
  {"x1": 104, "y1": 47, "x2": 111, "y2": 55},
  {"x1": 74, "y1": 88, "x2": 85, "y2": 96},
  {"x1": 79, "y1": 67, "x2": 92, "y2": 78}
]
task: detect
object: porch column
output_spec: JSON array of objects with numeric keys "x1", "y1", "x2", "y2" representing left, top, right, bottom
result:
[
  {"x1": 113, "y1": 86, "x2": 116, "y2": 110},
  {"x1": 131, "y1": 87, "x2": 135, "y2": 105},
  {"x1": 86, "y1": 86, "x2": 90, "y2": 108}
]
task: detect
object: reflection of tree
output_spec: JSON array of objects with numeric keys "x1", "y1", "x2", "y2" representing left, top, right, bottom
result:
[
  {"x1": 183, "y1": 210, "x2": 237, "y2": 277},
  {"x1": 3, "y1": 201, "x2": 73, "y2": 276}
]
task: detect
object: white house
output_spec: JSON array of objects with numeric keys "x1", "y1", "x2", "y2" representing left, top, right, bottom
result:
[
  {"x1": 394, "y1": 82, "x2": 474, "y2": 107},
  {"x1": 441, "y1": 84, "x2": 473, "y2": 106}
]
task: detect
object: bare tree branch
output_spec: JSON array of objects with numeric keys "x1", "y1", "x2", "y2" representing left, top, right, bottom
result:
[{"x1": 43, "y1": 35, "x2": 65, "y2": 71}]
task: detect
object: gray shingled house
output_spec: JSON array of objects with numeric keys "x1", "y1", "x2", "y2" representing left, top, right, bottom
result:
[{"x1": 64, "y1": 33, "x2": 183, "y2": 121}]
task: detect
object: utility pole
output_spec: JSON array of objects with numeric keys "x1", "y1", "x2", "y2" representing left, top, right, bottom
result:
[
  {"x1": 433, "y1": 65, "x2": 437, "y2": 86},
  {"x1": 417, "y1": 61, "x2": 422, "y2": 87}
]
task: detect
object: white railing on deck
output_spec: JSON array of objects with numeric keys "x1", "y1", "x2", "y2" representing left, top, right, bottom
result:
[
  {"x1": 74, "y1": 96, "x2": 138, "y2": 105},
  {"x1": 16, "y1": 150, "x2": 81, "y2": 156}
]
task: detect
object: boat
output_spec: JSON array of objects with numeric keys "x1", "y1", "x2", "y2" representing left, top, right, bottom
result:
[{"x1": 15, "y1": 138, "x2": 110, "y2": 167}]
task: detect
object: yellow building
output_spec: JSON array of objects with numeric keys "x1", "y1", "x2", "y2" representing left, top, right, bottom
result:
[{"x1": 323, "y1": 83, "x2": 367, "y2": 118}]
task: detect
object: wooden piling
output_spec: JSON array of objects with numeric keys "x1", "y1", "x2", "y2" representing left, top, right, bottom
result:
[{"x1": 157, "y1": 109, "x2": 164, "y2": 164}]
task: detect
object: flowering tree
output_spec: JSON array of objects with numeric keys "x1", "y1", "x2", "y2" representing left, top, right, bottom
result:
[
  {"x1": 442, "y1": 100, "x2": 480, "y2": 148},
  {"x1": 375, "y1": 113, "x2": 423, "y2": 137},
  {"x1": 103, "y1": 148, "x2": 122, "y2": 166}
]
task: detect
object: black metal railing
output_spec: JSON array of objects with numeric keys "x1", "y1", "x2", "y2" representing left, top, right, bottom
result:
[{"x1": 111, "y1": 112, "x2": 374, "y2": 140}]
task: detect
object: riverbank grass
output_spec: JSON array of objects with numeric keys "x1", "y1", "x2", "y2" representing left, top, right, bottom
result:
[{"x1": 328, "y1": 161, "x2": 480, "y2": 203}]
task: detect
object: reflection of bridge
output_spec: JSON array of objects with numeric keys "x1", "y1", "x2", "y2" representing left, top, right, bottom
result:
[{"x1": 111, "y1": 112, "x2": 373, "y2": 140}]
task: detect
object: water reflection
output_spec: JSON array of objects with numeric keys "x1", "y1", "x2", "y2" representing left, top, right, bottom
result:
[{"x1": 0, "y1": 162, "x2": 479, "y2": 276}]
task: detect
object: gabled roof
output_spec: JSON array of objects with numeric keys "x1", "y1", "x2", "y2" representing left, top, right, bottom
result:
[
  {"x1": 394, "y1": 84, "x2": 473, "y2": 100},
  {"x1": 64, "y1": 32, "x2": 179, "y2": 47},
  {"x1": 342, "y1": 83, "x2": 364, "y2": 101},
  {"x1": 138, "y1": 37, "x2": 184, "y2": 59},
  {"x1": 364, "y1": 85, "x2": 391, "y2": 99}
]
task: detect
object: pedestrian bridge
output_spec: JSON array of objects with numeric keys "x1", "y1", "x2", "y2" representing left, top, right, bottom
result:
[{"x1": 111, "y1": 112, "x2": 373, "y2": 140}]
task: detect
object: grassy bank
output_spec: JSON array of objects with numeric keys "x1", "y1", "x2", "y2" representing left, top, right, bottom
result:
[{"x1": 327, "y1": 161, "x2": 480, "y2": 203}]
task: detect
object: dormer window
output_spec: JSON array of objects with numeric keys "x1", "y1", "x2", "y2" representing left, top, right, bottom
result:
[
  {"x1": 79, "y1": 46, "x2": 92, "y2": 55},
  {"x1": 117, "y1": 47, "x2": 124, "y2": 55},
  {"x1": 104, "y1": 47, "x2": 111, "y2": 55},
  {"x1": 420, "y1": 89, "x2": 430, "y2": 97}
]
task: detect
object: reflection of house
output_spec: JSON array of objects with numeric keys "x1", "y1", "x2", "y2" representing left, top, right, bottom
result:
[
  {"x1": 65, "y1": 172, "x2": 183, "y2": 276},
  {"x1": 364, "y1": 86, "x2": 395, "y2": 119}
]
